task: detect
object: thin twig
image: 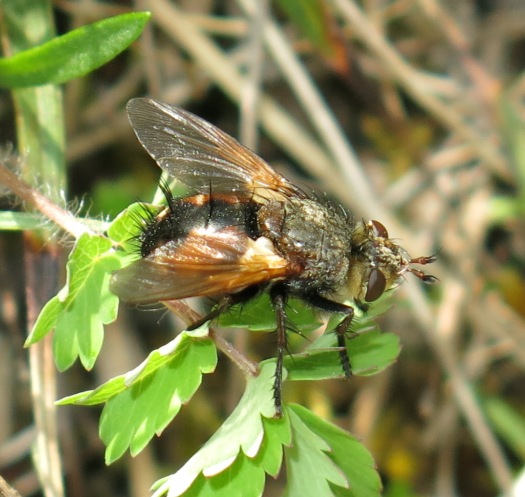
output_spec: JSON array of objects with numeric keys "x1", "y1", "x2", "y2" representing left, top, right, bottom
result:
[
  {"x1": 0, "y1": 160, "x2": 90, "y2": 239},
  {"x1": 163, "y1": 300, "x2": 259, "y2": 378}
]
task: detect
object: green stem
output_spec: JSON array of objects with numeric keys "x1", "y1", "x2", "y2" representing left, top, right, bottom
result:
[{"x1": 1, "y1": 2, "x2": 66, "y2": 496}]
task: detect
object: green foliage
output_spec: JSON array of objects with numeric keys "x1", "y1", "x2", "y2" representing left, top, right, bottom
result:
[
  {"x1": 60, "y1": 328, "x2": 217, "y2": 463},
  {"x1": 25, "y1": 232, "x2": 122, "y2": 370},
  {"x1": 285, "y1": 328, "x2": 400, "y2": 381},
  {"x1": 219, "y1": 292, "x2": 322, "y2": 333},
  {"x1": 284, "y1": 404, "x2": 382, "y2": 497},
  {"x1": 23, "y1": 202, "x2": 145, "y2": 370},
  {"x1": 0, "y1": 12, "x2": 151, "y2": 88},
  {"x1": 150, "y1": 366, "x2": 381, "y2": 497},
  {"x1": 152, "y1": 362, "x2": 287, "y2": 497}
]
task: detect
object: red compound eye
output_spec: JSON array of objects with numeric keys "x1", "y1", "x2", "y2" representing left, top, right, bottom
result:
[
  {"x1": 365, "y1": 268, "x2": 386, "y2": 302},
  {"x1": 371, "y1": 220, "x2": 388, "y2": 239}
]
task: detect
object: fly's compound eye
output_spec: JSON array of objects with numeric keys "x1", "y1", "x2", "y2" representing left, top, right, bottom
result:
[
  {"x1": 371, "y1": 220, "x2": 389, "y2": 239},
  {"x1": 365, "y1": 268, "x2": 386, "y2": 302}
]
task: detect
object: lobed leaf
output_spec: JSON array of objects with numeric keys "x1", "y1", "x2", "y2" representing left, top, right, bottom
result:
[
  {"x1": 219, "y1": 293, "x2": 322, "y2": 333},
  {"x1": 284, "y1": 404, "x2": 382, "y2": 497},
  {"x1": 59, "y1": 327, "x2": 216, "y2": 463},
  {"x1": 152, "y1": 362, "x2": 290, "y2": 497},
  {"x1": 25, "y1": 232, "x2": 122, "y2": 370}
]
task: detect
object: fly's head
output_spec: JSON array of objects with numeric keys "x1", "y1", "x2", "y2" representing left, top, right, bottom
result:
[{"x1": 345, "y1": 220, "x2": 436, "y2": 305}]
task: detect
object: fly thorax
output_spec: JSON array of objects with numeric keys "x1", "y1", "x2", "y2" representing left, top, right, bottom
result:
[{"x1": 258, "y1": 198, "x2": 351, "y2": 290}]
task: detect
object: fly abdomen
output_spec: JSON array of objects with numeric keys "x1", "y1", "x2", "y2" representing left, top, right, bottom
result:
[{"x1": 140, "y1": 194, "x2": 260, "y2": 257}]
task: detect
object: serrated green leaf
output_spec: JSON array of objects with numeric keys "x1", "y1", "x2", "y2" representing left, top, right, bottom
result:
[
  {"x1": 59, "y1": 326, "x2": 213, "y2": 405},
  {"x1": 0, "y1": 12, "x2": 150, "y2": 88},
  {"x1": 26, "y1": 294, "x2": 62, "y2": 344},
  {"x1": 156, "y1": 415, "x2": 291, "y2": 497},
  {"x1": 25, "y1": 233, "x2": 122, "y2": 371},
  {"x1": 152, "y1": 362, "x2": 287, "y2": 497},
  {"x1": 182, "y1": 453, "x2": 265, "y2": 497},
  {"x1": 97, "y1": 331, "x2": 217, "y2": 463},
  {"x1": 285, "y1": 404, "x2": 382, "y2": 497},
  {"x1": 257, "y1": 415, "x2": 292, "y2": 477},
  {"x1": 53, "y1": 234, "x2": 121, "y2": 370},
  {"x1": 284, "y1": 405, "x2": 348, "y2": 497}
]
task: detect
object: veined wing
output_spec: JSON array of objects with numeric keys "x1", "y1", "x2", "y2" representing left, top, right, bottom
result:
[{"x1": 127, "y1": 98, "x2": 305, "y2": 200}]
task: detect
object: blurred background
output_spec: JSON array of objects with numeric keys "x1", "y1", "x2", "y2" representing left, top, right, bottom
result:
[{"x1": 1, "y1": 0, "x2": 525, "y2": 496}]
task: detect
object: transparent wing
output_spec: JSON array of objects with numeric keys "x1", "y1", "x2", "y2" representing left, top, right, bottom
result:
[{"x1": 127, "y1": 98, "x2": 304, "y2": 199}]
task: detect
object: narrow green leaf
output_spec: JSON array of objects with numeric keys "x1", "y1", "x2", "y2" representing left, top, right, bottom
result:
[
  {"x1": 285, "y1": 404, "x2": 382, "y2": 497},
  {"x1": 0, "y1": 211, "x2": 45, "y2": 230},
  {"x1": 276, "y1": 0, "x2": 333, "y2": 56},
  {"x1": 0, "y1": 12, "x2": 151, "y2": 88},
  {"x1": 276, "y1": 0, "x2": 349, "y2": 74}
]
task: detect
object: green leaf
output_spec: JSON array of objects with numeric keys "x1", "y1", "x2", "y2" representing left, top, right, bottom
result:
[
  {"x1": 284, "y1": 329, "x2": 400, "y2": 381},
  {"x1": 284, "y1": 405, "x2": 348, "y2": 496},
  {"x1": 181, "y1": 453, "x2": 265, "y2": 497},
  {"x1": 285, "y1": 404, "x2": 382, "y2": 497},
  {"x1": 152, "y1": 362, "x2": 289, "y2": 497},
  {"x1": 219, "y1": 293, "x2": 322, "y2": 333},
  {"x1": 25, "y1": 233, "x2": 122, "y2": 371},
  {"x1": 484, "y1": 395, "x2": 525, "y2": 459},
  {"x1": 0, "y1": 211, "x2": 45, "y2": 230},
  {"x1": 100, "y1": 333, "x2": 216, "y2": 463},
  {"x1": 276, "y1": 0, "x2": 334, "y2": 57},
  {"x1": 59, "y1": 327, "x2": 216, "y2": 463},
  {"x1": 0, "y1": 12, "x2": 150, "y2": 88},
  {"x1": 107, "y1": 201, "x2": 161, "y2": 255}
]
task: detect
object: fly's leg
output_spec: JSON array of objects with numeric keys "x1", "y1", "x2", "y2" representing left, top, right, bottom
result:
[
  {"x1": 270, "y1": 286, "x2": 288, "y2": 417},
  {"x1": 303, "y1": 293, "x2": 355, "y2": 379},
  {"x1": 186, "y1": 286, "x2": 259, "y2": 331}
]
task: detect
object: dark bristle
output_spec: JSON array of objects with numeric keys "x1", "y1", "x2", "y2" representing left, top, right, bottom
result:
[
  {"x1": 158, "y1": 178, "x2": 178, "y2": 213},
  {"x1": 126, "y1": 203, "x2": 162, "y2": 255}
]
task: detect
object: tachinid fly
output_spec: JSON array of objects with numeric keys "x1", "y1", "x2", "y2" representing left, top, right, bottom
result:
[{"x1": 110, "y1": 98, "x2": 436, "y2": 416}]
